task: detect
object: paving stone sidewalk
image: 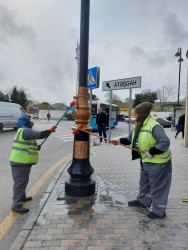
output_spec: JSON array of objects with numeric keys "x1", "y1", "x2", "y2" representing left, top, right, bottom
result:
[{"x1": 12, "y1": 129, "x2": 188, "y2": 250}]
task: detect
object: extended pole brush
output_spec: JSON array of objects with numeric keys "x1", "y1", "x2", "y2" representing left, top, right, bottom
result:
[
  {"x1": 39, "y1": 98, "x2": 77, "y2": 148},
  {"x1": 72, "y1": 124, "x2": 145, "y2": 154}
]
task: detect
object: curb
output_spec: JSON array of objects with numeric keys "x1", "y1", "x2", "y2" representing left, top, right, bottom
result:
[{"x1": 11, "y1": 156, "x2": 72, "y2": 250}]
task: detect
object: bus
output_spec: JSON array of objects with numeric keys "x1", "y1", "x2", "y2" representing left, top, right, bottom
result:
[{"x1": 90, "y1": 101, "x2": 118, "y2": 131}]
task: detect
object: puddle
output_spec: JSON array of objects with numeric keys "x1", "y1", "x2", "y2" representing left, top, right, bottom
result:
[
  {"x1": 99, "y1": 191, "x2": 127, "y2": 205},
  {"x1": 36, "y1": 174, "x2": 128, "y2": 226},
  {"x1": 57, "y1": 175, "x2": 127, "y2": 210}
]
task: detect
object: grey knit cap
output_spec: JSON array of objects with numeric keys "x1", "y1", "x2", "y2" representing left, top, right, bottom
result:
[{"x1": 134, "y1": 102, "x2": 153, "y2": 118}]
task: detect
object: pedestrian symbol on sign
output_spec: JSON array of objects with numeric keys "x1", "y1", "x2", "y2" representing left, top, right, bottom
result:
[
  {"x1": 88, "y1": 70, "x2": 96, "y2": 85},
  {"x1": 87, "y1": 66, "x2": 100, "y2": 89}
]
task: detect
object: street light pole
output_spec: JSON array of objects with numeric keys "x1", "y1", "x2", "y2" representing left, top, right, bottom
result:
[
  {"x1": 184, "y1": 50, "x2": 188, "y2": 148},
  {"x1": 175, "y1": 48, "x2": 184, "y2": 104},
  {"x1": 65, "y1": 0, "x2": 95, "y2": 197},
  {"x1": 177, "y1": 49, "x2": 183, "y2": 105}
]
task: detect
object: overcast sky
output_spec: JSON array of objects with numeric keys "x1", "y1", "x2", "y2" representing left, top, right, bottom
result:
[{"x1": 0, "y1": 0, "x2": 188, "y2": 105}]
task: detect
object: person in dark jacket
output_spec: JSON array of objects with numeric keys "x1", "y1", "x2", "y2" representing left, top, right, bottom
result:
[
  {"x1": 47, "y1": 112, "x2": 51, "y2": 121},
  {"x1": 10, "y1": 116, "x2": 56, "y2": 214},
  {"x1": 111, "y1": 102, "x2": 172, "y2": 219},
  {"x1": 96, "y1": 108, "x2": 107, "y2": 143},
  {"x1": 175, "y1": 114, "x2": 185, "y2": 139}
]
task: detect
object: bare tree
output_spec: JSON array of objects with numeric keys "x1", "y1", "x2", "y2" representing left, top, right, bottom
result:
[
  {"x1": 104, "y1": 92, "x2": 128, "y2": 108},
  {"x1": 156, "y1": 85, "x2": 176, "y2": 111},
  {"x1": 104, "y1": 92, "x2": 121, "y2": 103}
]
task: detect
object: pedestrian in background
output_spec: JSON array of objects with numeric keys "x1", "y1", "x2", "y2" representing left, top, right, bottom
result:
[
  {"x1": 96, "y1": 108, "x2": 107, "y2": 143},
  {"x1": 10, "y1": 116, "x2": 56, "y2": 213},
  {"x1": 175, "y1": 113, "x2": 185, "y2": 139},
  {"x1": 111, "y1": 102, "x2": 172, "y2": 219},
  {"x1": 47, "y1": 112, "x2": 51, "y2": 121}
]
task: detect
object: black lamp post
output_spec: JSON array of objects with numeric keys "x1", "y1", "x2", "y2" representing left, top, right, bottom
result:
[
  {"x1": 65, "y1": 0, "x2": 96, "y2": 197},
  {"x1": 175, "y1": 48, "x2": 184, "y2": 105}
]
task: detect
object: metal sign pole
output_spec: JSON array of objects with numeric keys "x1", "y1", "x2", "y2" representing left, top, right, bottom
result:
[
  {"x1": 184, "y1": 65, "x2": 188, "y2": 147},
  {"x1": 89, "y1": 89, "x2": 92, "y2": 127},
  {"x1": 128, "y1": 88, "x2": 132, "y2": 134},
  {"x1": 108, "y1": 90, "x2": 112, "y2": 144},
  {"x1": 89, "y1": 89, "x2": 92, "y2": 143}
]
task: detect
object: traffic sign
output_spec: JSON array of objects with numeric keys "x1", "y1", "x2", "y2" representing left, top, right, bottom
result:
[
  {"x1": 102, "y1": 76, "x2": 141, "y2": 91},
  {"x1": 87, "y1": 67, "x2": 100, "y2": 89}
]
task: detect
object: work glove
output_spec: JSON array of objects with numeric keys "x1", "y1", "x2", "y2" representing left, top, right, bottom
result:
[
  {"x1": 50, "y1": 126, "x2": 56, "y2": 132},
  {"x1": 70, "y1": 98, "x2": 77, "y2": 107},
  {"x1": 38, "y1": 145, "x2": 41, "y2": 151},
  {"x1": 144, "y1": 151, "x2": 153, "y2": 158},
  {"x1": 110, "y1": 139, "x2": 119, "y2": 145}
]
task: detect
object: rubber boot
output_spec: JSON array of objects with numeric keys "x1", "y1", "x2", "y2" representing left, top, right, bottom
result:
[{"x1": 12, "y1": 203, "x2": 29, "y2": 213}]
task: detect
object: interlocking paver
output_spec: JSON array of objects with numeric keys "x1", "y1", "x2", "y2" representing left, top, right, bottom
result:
[{"x1": 42, "y1": 240, "x2": 61, "y2": 247}]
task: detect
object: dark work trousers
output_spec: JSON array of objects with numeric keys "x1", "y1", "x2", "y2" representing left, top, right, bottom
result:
[
  {"x1": 97, "y1": 124, "x2": 107, "y2": 142},
  {"x1": 175, "y1": 125, "x2": 184, "y2": 138},
  {"x1": 137, "y1": 159, "x2": 172, "y2": 217},
  {"x1": 11, "y1": 165, "x2": 32, "y2": 206}
]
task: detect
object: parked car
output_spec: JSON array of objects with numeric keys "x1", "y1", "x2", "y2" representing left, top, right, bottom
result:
[
  {"x1": 165, "y1": 116, "x2": 172, "y2": 121},
  {"x1": 33, "y1": 113, "x2": 39, "y2": 119},
  {"x1": 117, "y1": 114, "x2": 125, "y2": 121},
  {"x1": 65, "y1": 110, "x2": 75, "y2": 120},
  {"x1": 125, "y1": 116, "x2": 135, "y2": 123},
  {"x1": 0, "y1": 102, "x2": 26, "y2": 132},
  {"x1": 157, "y1": 118, "x2": 171, "y2": 128}
]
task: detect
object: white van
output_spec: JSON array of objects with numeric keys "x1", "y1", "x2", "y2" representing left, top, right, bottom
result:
[{"x1": 0, "y1": 102, "x2": 27, "y2": 132}]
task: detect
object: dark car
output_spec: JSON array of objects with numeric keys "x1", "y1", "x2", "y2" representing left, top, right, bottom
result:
[
  {"x1": 157, "y1": 118, "x2": 171, "y2": 128},
  {"x1": 65, "y1": 110, "x2": 75, "y2": 120},
  {"x1": 117, "y1": 114, "x2": 125, "y2": 121},
  {"x1": 165, "y1": 116, "x2": 172, "y2": 121}
]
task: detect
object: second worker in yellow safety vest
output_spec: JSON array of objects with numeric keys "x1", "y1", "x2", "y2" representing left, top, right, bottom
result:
[
  {"x1": 111, "y1": 102, "x2": 172, "y2": 219},
  {"x1": 10, "y1": 116, "x2": 56, "y2": 214}
]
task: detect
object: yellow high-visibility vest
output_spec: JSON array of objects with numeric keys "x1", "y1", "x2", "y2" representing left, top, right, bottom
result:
[
  {"x1": 10, "y1": 128, "x2": 39, "y2": 165},
  {"x1": 132, "y1": 116, "x2": 172, "y2": 163}
]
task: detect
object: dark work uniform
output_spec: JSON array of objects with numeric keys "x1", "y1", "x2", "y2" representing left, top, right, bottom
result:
[
  {"x1": 119, "y1": 125, "x2": 172, "y2": 217},
  {"x1": 175, "y1": 114, "x2": 185, "y2": 139},
  {"x1": 96, "y1": 112, "x2": 107, "y2": 142}
]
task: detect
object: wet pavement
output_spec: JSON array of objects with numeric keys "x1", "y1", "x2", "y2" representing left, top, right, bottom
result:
[{"x1": 11, "y1": 129, "x2": 188, "y2": 250}]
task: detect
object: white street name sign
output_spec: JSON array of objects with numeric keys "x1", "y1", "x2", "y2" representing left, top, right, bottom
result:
[{"x1": 102, "y1": 76, "x2": 141, "y2": 91}]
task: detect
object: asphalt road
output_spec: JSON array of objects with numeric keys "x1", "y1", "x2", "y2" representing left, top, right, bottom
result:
[{"x1": 0, "y1": 119, "x2": 130, "y2": 250}]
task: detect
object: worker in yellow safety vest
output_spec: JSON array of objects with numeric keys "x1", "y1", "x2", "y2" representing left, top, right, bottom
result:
[
  {"x1": 111, "y1": 102, "x2": 172, "y2": 219},
  {"x1": 10, "y1": 116, "x2": 55, "y2": 213}
]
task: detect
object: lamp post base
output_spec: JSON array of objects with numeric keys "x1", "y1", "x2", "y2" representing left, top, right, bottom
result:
[{"x1": 65, "y1": 178, "x2": 95, "y2": 197}]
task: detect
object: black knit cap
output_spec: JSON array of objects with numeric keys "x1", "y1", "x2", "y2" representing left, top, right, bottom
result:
[{"x1": 134, "y1": 102, "x2": 153, "y2": 118}]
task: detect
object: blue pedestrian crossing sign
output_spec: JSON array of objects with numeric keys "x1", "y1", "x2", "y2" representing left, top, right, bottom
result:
[{"x1": 87, "y1": 66, "x2": 100, "y2": 89}]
